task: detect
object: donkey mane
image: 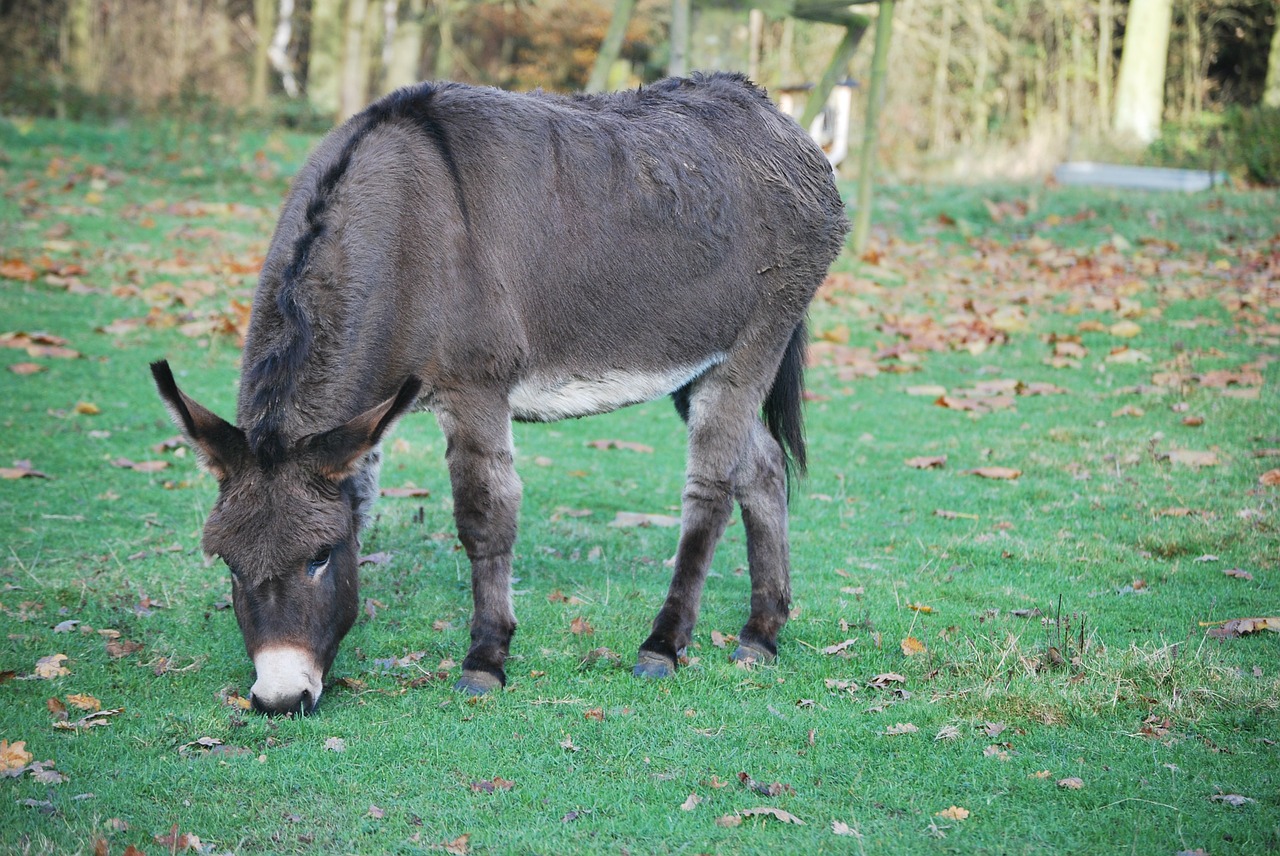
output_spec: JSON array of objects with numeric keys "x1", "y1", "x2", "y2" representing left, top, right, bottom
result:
[{"x1": 244, "y1": 83, "x2": 470, "y2": 468}]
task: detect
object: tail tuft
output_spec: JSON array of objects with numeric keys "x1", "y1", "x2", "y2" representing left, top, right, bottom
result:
[{"x1": 763, "y1": 321, "x2": 808, "y2": 491}]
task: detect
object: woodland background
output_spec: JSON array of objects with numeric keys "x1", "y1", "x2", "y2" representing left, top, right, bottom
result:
[{"x1": 1, "y1": 0, "x2": 1279, "y2": 183}]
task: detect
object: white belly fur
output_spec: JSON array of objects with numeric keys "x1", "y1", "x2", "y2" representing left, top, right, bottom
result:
[{"x1": 508, "y1": 356, "x2": 724, "y2": 421}]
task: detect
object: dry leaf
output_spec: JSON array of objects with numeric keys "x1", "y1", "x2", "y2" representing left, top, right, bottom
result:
[
  {"x1": 884, "y1": 723, "x2": 918, "y2": 735},
  {"x1": 821, "y1": 638, "x2": 857, "y2": 655},
  {"x1": 66, "y1": 693, "x2": 101, "y2": 711},
  {"x1": 439, "y1": 833, "x2": 471, "y2": 855},
  {"x1": 715, "y1": 814, "x2": 743, "y2": 828},
  {"x1": 936, "y1": 806, "x2": 970, "y2": 821},
  {"x1": 1109, "y1": 320, "x2": 1141, "y2": 338},
  {"x1": 934, "y1": 725, "x2": 961, "y2": 741},
  {"x1": 53, "y1": 708, "x2": 123, "y2": 730},
  {"x1": 1209, "y1": 794, "x2": 1255, "y2": 807},
  {"x1": 34, "y1": 654, "x2": 69, "y2": 679},
  {"x1": 738, "y1": 807, "x2": 804, "y2": 825},
  {"x1": 380, "y1": 486, "x2": 430, "y2": 498},
  {"x1": 324, "y1": 737, "x2": 346, "y2": 752},
  {"x1": 967, "y1": 466, "x2": 1022, "y2": 480},
  {"x1": 1259, "y1": 469, "x2": 1280, "y2": 487},
  {"x1": 0, "y1": 739, "x2": 33, "y2": 775},
  {"x1": 1203, "y1": 617, "x2": 1280, "y2": 639},
  {"x1": 569, "y1": 616, "x2": 594, "y2": 635},
  {"x1": 1222, "y1": 568, "x2": 1254, "y2": 581},
  {"x1": 905, "y1": 455, "x2": 947, "y2": 469},
  {"x1": 609, "y1": 511, "x2": 680, "y2": 528},
  {"x1": 9, "y1": 362, "x2": 45, "y2": 375},
  {"x1": 900, "y1": 636, "x2": 926, "y2": 656},
  {"x1": 832, "y1": 819, "x2": 858, "y2": 836},
  {"x1": 1159, "y1": 450, "x2": 1219, "y2": 467},
  {"x1": 1057, "y1": 777, "x2": 1084, "y2": 789},
  {"x1": 866, "y1": 673, "x2": 906, "y2": 688},
  {"x1": 679, "y1": 793, "x2": 703, "y2": 811},
  {"x1": 586, "y1": 439, "x2": 654, "y2": 454}
]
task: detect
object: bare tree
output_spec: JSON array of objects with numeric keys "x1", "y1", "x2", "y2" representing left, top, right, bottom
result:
[
  {"x1": 1113, "y1": 0, "x2": 1173, "y2": 143},
  {"x1": 1265, "y1": 0, "x2": 1280, "y2": 107}
]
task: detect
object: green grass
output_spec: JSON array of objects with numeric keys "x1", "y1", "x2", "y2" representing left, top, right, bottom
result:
[{"x1": 1, "y1": 117, "x2": 1277, "y2": 854}]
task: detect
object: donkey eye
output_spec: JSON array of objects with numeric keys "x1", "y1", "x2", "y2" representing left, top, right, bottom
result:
[{"x1": 307, "y1": 548, "x2": 332, "y2": 578}]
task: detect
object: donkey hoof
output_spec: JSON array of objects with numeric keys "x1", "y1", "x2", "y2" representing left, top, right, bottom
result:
[
  {"x1": 730, "y1": 644, "x2": 775, "y2": 665},
  {"x1": 632, "y1": 651, "x2": 675, "y2": 679},
  {"x1": 454, "y1": 670, "x2": 503, "y2": 696}
]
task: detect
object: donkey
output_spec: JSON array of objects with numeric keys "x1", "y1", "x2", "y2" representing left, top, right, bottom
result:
[{"x1": 151, "y1": 72, "x2": 848, "y2": 714}]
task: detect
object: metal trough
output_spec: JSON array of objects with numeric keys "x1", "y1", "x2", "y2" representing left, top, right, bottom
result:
[{"x1": 1054, "y1": 162, "x2": 1229, "y2": 192}]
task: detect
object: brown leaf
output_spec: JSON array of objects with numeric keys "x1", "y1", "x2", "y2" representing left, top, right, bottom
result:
[
  {"x1": 469, "y1": 776, "x2": 514, "y2": 793},
  {"x1": 905, "y1": 455, "x2": 947, "y2": 469},
  {"x1": 866, "y1": 673, "x2": 906, "y2": 688},
  {"x1": 8, "y1": 362, "x2": 45, "y2": 375},
  {"x1": 569, "y1": 616, "x2": 594, "y2": 636},
  {"x1": 936, "y1": 806, "x2": 970, "y2": 821},
  {"x1": 367, "y1": 805, "x2": 385, "y2": 819},
  {"x1": 582, "y1": 708, "x2": 605, "y2": 721},
  {"x1": 609, "y1": 511, "x2": 680, "y2": 528},
  {"x1": 738, "y1": 807, "x2": 804, "y2": 825},
  {"x1": 109, "y1": 457, "x2": 169, "y2": 473},
  {"x1": 679, "y1": 793, "x2": 703, "y2": 811},
  {"x1": 1209, "y1": 794, "x2": 1255, "y2": 807},
  {"x1": 900, "y1": 636, "x2": 926, "y2": 656},
  {"x1": 0, "y1": 259, "x2": 38, "y2": 282},
  {"x1": 821, "y1": 639, "x2": 857, "y2": 655},
  {"x1": 884, "y1": 723, "x2": 919, "y2": 735},
  {"x1": 715, "y1": 814, "x2": 743, "y2": 828},
  {"x1": 34, "y1": 654, "x2": 69, "y2": 678},
  {"x1": 586, "y1": 439, "x2": 654, "y2": 454},
  {"x1": 1259, "y1": 469, "x2": 1280, "y2": 487},
  {"x1": 324, "y1": 737, "x2": 346, "y2": 752},
  {"x1": 1222, "y1": 568, "x2": 1254, "y2": 581},
  {"x1": 0, "y1": 739, "x2": 33, "y2": 775},
  {"x1": 1160, "y1": 449, "x2": 1220, "y2": 467},
  {"x1": 52, "y1": 708, "x2": 123, "y2": 730},
  {"x1": 1057, "y1": 777, "x2": 1084, "y2": 789},
  {"x1": 105, "y1": 639, "x2": 143, "y2": 659},
  {"x1": 1203, "y1": 617, "x2": 1280, "y2": 639},
  {"x1": 380, "y1": 486, "x2": 430, "y2": 497},
  {"x1": 1, "y1": 461, "x2": 50, "y2": 480},
  {"x1": 439, "y1": 833, "x2": 471, "y2": 855},
  {"x1": 967, "y1": 466, "x2": 1022, "y2": 480}
]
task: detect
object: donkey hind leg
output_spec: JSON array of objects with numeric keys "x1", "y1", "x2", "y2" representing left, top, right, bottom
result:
[
  {"x1": 729, "y1": 419, "x2": 791, "y2": 664},
  {"x1": 634, "y1": 381, "x2": 755, "y2": 679},
  {"x1": 436, "y1": 400, "x2": 522, "y2": 695}
]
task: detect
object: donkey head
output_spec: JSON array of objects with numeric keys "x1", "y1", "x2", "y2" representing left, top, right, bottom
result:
[{"x1": 150, "y1": 361, "x2": 420, "y2": 715}]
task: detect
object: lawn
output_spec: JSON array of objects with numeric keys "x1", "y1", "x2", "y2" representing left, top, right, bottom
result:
[{"x1": 1, "y1": 116, "x2": 1277, "y2": 855}]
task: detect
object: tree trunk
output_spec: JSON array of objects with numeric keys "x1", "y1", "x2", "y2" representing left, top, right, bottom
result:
[
  {"x1": 669, "y1": 0, "x2": 691, "y2": 77},
  {"x1": 929, "y1": 0, "x2": 953, "y2": 150},
  {"x1": 252, "y1": 0, "x2": 276, "y2": 107},
  {"x1": 968, "y1": 0, "x2": 990, "y2": 144},
  {"x1": 384, "y1": 0, "x2": 426, "y2": 92},
  {"x1": 1266, "y1": 2, "x2": 1280, "y2": 107},
  {"x1": 1098, "y1": 0, "x2": 1113, "y2": 129},
  {"x1": 269, "y1": 0, "x2": 300, "y2": 97},
  {"x1": 747, "y1": 8, "x2": 764, "y2": 83},
  {"x1": 852, "y1": 0, "x2": 895, "y2": 255},
  {"x1": 309, "y1": 0, "x2": 344, "y2": 118},
  {"x1": 434, "y1": 0, "x2": 456, "y2": 80},
  {"x1": 587, "y1": 0, "x2": 637, "y2": 93},
  {"x1": 1112, "y1": 0, "x2": 1172, "y2": 144},
  {"x1": 65, "y1": 0, "x2": 99, "y2": 93},
  {"x1": 339, "y1": 0, "x2": 374, "y2": 121}
]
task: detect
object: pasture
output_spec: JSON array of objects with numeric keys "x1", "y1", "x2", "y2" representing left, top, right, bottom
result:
[{"x1": 1, "y1": 117, "x2": 1277, "y2": 854}]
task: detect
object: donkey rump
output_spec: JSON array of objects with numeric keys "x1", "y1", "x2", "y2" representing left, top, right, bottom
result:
[{"x1": 152, "y1": 72, "x2": 848, "y2": 714}]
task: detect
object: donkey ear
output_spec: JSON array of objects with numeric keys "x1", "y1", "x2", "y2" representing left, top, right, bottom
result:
[
  {"x1": 302, "y1": 376, "x2": 423, "y2": 480},
  {"x1": 150, "y1": 360, "x2": 249, "y2": 480}
]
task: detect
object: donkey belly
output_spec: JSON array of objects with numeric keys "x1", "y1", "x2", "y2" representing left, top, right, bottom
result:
[{"x1": 508, "y1": 355, "x2": 724, "y2": 422}]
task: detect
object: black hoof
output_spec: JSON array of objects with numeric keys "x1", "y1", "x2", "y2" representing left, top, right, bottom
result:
[
  {"x1": 455, "y1": 670, "x2": 503, "y2": 696},
  {"x1": 632, "y1": 651, "x2": 675, "y2": 679},
  {"x1": 730, "y1": 643, "x2": 775, "y2": 665}
]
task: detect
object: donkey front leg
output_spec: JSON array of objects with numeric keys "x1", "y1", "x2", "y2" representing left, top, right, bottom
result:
[{"x1": 436, "y1": 400, "x2": 522, "y2": 695}]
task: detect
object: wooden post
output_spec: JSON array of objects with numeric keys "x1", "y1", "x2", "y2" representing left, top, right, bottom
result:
[
  {"x1": 588, "y1": 0, "x2": 637, "y2": 92},
  {"x1": 798, "y1": 18, "x2": 869, "y2": 131},
  {"x1": 851, "y1": 0, "x2": 894, "y2": 255}
]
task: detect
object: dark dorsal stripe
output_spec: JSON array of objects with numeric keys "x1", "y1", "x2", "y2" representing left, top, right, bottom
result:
[{"x1": 244, "y1": 84, "x2": 463, "y2": 467}]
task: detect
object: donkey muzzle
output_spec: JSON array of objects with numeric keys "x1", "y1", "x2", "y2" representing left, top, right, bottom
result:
[{"x1": 249, "y1": 646, "x2": 324, "y2": 715}]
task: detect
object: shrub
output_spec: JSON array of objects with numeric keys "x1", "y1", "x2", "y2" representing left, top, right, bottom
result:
[{"x1": 1230, "y1": 105, "x2": 1280, "y2": 186}]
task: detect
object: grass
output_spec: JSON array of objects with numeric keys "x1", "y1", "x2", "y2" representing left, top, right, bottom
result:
[{"x1": 1, "y1": 116, "x2": 1278, "y2": 855}]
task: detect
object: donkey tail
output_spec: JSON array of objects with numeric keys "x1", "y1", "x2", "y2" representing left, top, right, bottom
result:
[{"x1": 763, "y1": 320, "x2": 809, "y2": 486}]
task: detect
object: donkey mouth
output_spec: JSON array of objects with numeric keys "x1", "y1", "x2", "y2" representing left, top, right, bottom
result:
[{"x1": 249, "y1": 646, "x2": 324, "y2": 715}]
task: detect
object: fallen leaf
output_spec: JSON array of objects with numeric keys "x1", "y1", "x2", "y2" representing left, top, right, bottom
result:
[
  {"x1": 609, "y1": 511, "x2": 680, "y2": 528},
  {"x1": 569, "y1": 616, "x2": 594, "y2": 635},
  {"x1": 866, "y1": 673, "x2": 906, "y2": 688},
  {"x1": 1203, "y1": 617, "x2": 1280, "y2": 639},
  {"x1": 153, "y1": 824, "x2": 204, "y2": 852},
  {"x1": 469, "y1": 776, "x2": 515, "y2": 793},
  {"x1": 900, "y1": 636, "x2": 926, "y2": 656},
  {"x1": 905, "y1": 455, "x2": 947, "y2": 469},
  {"x1": 9, "y1": 362, "x2": 45, "y2": 375},
  {"x1": 0, "y1": 740, "x2": 33, "y2": 775},
  {"x1": 967, "y1": 466, "x2": 1022, "y2": 480},
  {"x1": 586, "y1": 439, "x2": 653, "y2": 453},
  {"x1": 1, "y1": 460, "x2": 50, "y2": 479},
  {"x1": 66, "y1": 694, "x2": 101, "y2": 711},
  {"x1": 439, "y1": 833, "x2": 470, "y2": 855},
  {"x1": 1159, "y1": 450, "x2": 1219, "y2": 467},
  {"x1": 936, "y1": 806, "x2": 970, "y2": 821},
  {"x1": 934, "y1": 725, "x2": 961, "y2": 741},
  {"x1": 105, "y1": 639, "x2": 143, "y2": 659},
  {"x1": 884, "y1": 722, "x2": 918, "y2": 735},
  {"x1": 1057, "y1": 777, "x2": 1084, "y2": 789},
  {"x1": 832, "y1": 819, "x2": 859, "y2": 836},
  {"x1": 1209, "y1": 794, "x2": 1255, "y2": 806},
  {"x1": 34, "y1": 654, "x2": 69, "y2": 679},
  {"x1": 935, "y1": 509, "x2": 979, "y2": 520},
  {"x1": 324, "y1": 737, "x2": 346, "y2": 752},
  {"x1": 907, "y1": 603, "x2": 933, "y2": 614},
  {"x1": 905, "y1": 384, "x2": 947, "y2": 397},
  {"x1": 1222, "y1": 568, "x2": 1254, "y2": 581},
  {"x1": 380, "y1": 486, "x2": 430, "y2": 498},
  {"x1": 821, "y1": 638, "x2": 857, "y2": 655},
  {"x1": 715, "y1": 814, "x2": 743, "y2": 828},
  {"x1": 679, "y1": 793, "x2": 703, "y2": 811},
  {"x1": 367, "y1": 805, "x2": 385, "y2": 819},
  {"x1": 1109, "y1": 320, "x2": 1142, "y2": 338},
  {"x1": 738, "y1": 806, "x2": 804, "y2": 825},
  {"x1": 52, "y1": 708, "x2": 123, "y2": 731},
  {"x1": 1259, "y1": 469, "x2": 1280, "y2": 487}
]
